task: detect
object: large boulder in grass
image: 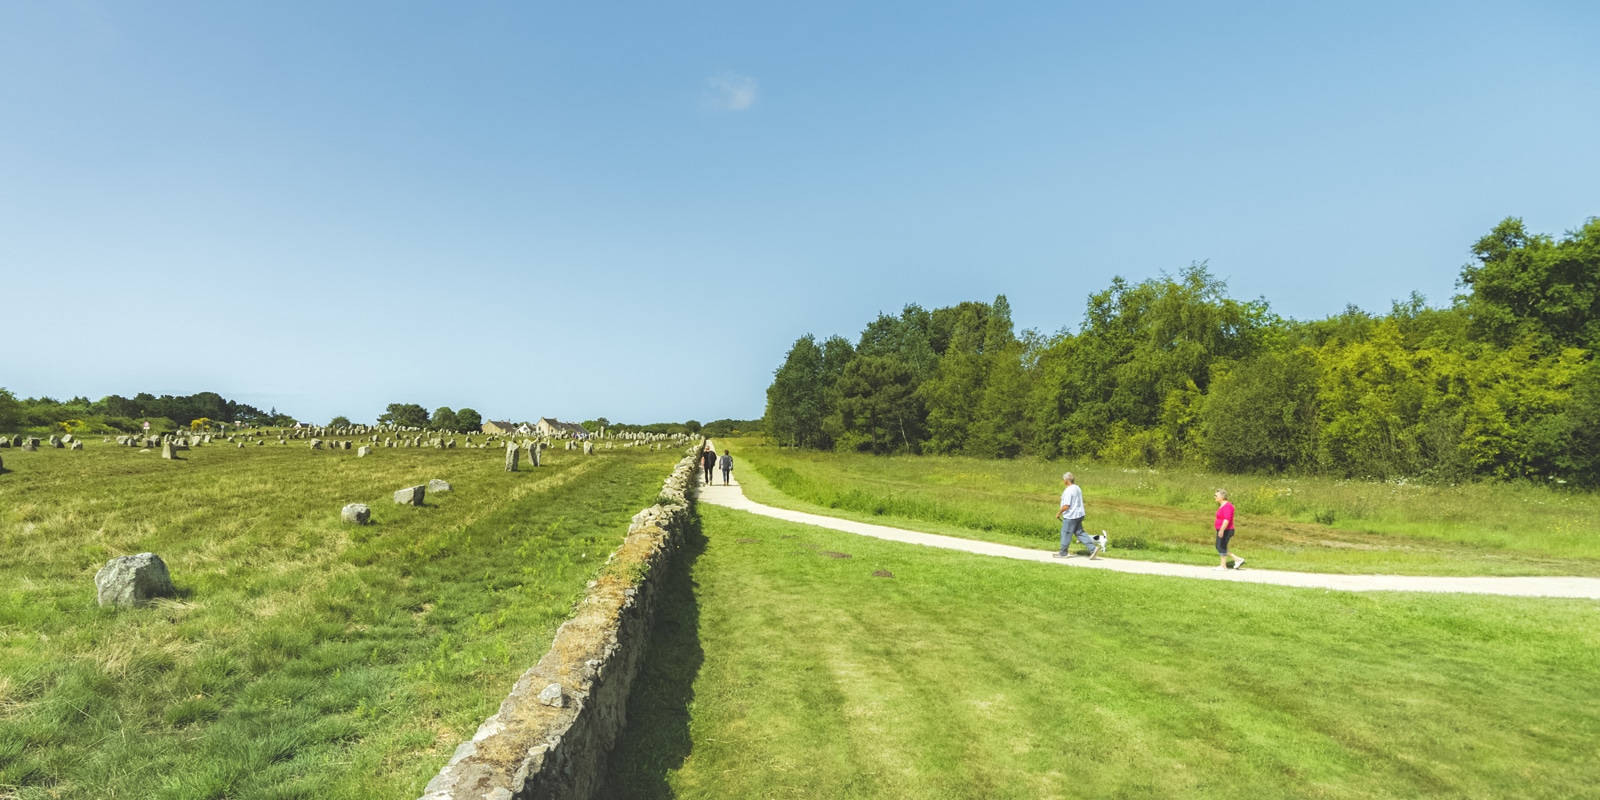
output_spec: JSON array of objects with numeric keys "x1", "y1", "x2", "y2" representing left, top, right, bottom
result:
[
  {"x1": 95, "y1": 553, "x2": 175, "y2": 607},
  {"x1": 393, "y1": 485, "x2": 425, "y2": 506},
  {"x1": 341, "y1": 503, "x2": 372, "y2": 524},
  {"x1": 427, "y1": 479, "x2": 451, "y2": 493}
]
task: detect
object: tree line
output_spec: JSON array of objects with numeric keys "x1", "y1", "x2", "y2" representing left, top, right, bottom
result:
[
  {"x1": 765, "y1": 216, "x2": 1600, "y2": 485},
  {"x1": 0, "y1": 390, "x2": 290, "y2": 434}
]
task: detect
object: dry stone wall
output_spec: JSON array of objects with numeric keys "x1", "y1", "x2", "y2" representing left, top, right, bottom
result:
[{"x1": 419, "y1": 441, "x2": 705, "y2": 800}]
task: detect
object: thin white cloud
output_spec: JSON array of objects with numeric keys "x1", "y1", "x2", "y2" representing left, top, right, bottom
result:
[{"x1": 703, "y1": 72, "x2": 758, "y2": 111}]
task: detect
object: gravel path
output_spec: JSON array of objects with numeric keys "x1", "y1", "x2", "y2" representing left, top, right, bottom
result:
[{"x1": 698, "y1": 475, "x2": 1600, "y2": 599}]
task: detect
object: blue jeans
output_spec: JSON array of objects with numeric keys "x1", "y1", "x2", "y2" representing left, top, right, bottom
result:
[{"x1": 1059, "y1": 516, "x2": 1094, "y2": 553}]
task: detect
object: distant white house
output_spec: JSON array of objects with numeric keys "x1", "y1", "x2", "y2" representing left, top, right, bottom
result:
[{"x1": 535, "y1": 418, "x2": 590, "y2": 438}]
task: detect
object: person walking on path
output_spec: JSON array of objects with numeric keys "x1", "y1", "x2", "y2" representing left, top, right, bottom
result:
[
  {"x1": 1054, "y1": 472, "x2": 1102, "y2": 559},
  {"x1": 1214, "y1": 489, "x2": 1244, "y2": 570},
  {"x1": 700, "y1": 447, "x2": 717, "y2": 485},
  {"x1": 718, "y1": 449, "x2": 734, "y2": 485}
]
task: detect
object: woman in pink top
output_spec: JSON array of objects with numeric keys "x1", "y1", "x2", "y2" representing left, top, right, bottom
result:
[{"x1": 1214, "y1": 490, "x2": 1244, "y2": 570}]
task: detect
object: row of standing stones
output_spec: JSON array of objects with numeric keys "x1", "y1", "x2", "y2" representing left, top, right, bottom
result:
[
  {"x1": 1, "y1": 426, "x2": 691, "y2": 466},
  {"x1": 78, "y1": 428, "x2": 695, "y2": 606}
]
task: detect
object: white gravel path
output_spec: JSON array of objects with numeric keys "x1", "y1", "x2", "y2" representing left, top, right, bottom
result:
[{"x1": 698, "y1": 475, "x2": 1600, "y2": 599}]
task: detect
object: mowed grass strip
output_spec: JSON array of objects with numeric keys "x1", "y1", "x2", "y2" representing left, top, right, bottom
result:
[
  {"x1": 603, "y1": 504, "x2": 1600, "y2": 799},
  {"x1": 0, "y1": 441, "x2": 676, "y2": 799},
  {"x1": 723, "y1": 439, "x2": 1600, "y2": 577}
]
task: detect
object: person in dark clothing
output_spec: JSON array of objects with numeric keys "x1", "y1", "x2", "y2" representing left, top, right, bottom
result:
[
  {"x1": 701, "y1": 447, "x2": 716, "y2": 484},
  {"x1": 718, "y1": 450, "x2": 733, "y2": 485}
]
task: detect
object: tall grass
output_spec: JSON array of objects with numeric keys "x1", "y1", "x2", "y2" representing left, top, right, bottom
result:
[
  {"x1": 0, "y1": 440, "x2": 675, "y2": 799},
  {"x1": 722, "y1": 438, "x2": 1600, "y2": 576}
]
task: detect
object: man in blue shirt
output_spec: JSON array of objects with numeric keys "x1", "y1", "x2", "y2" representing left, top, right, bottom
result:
[{"x1": 1054, "y1": 472, "x2": 1102, "y2": 559}]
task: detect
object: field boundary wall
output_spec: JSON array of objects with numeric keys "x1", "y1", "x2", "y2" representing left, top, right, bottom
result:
[{"x1": 419, "y1": 440, "x2": 705, "y2": 800}]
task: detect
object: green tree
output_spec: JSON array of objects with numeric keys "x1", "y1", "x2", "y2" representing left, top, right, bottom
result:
[
  {"x1": 921, "y1": 301, "x2": 992, "y2": 454},
  {"x1": 970, "y1": 300, "x2": 1032, "y2": 458},
  {"x1": 378, "y1": 403, "x2": 430, "y2": 428},
  {"x1": 827, "y1": 356, "x2": 922, "y2": 454},
  {"x1": 1460, "y1": 217, "x2": 1600, "y2": 349},
  {"x1": 431, "y1": 407, "x2": 459, "y2": 431},
  {"x1": 1030, "y1": 265, "x2": 1272, "y2": 461},
  {"x1": 766, "y1": 335, "x2": 829, "y2": 448},
  {"x1": 329, "y1": 415, "x2": 352, "y2": 427},
  {"x1": 0, "y1": 388, "x2": 20, "y2": 432},
  {"x1": 1200, "y1": 350, "x2": 1320, "y2": 473},
  {"x1": 455, "y1": 408, "x2": 482, "y2": 431}
]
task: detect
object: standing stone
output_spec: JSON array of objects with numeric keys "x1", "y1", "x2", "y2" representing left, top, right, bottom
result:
[
  {"x1": 393, "y1": 485, "x2": 425, "y2": 505},
  {"x1": 61, "y1": 434, "x2": 75, "y2": 444},
  {"x1": 505, "y1": 443, "x2": 519, "y2": 472},
  {"x1": 341, "y1": 503, "x2": 372, "y2": 524},
  {"x1": 357, "y1": 445, "x2": 372, "y2": 457},
  {"x1": 70, "y1": 441, "x2": 84, "y2": 451},
  {"x1": 94, "y1": 553, "x2": 175, "y2": 607},
  {"x1": 161, "y1": 441, "x2": 178, "y2": 460},
  {"x1": 583, "y1": 441, "x2": 594, "y2": 456},
  {"x1": 48, "y1": 435, "x2": 62, "y2": 448},
  {"x1": 529, "y1": 442, "x2": 541, "y2": 467},
  {"x1": 310, "y1": 439, "x2": 322, "y2": 450},
  {"x1": 428, "y1": 478, "x2": 452, "y2": 493}
]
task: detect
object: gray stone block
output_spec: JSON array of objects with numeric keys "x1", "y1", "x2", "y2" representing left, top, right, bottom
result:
[
  {"x1": 94, "y1": 553, "x2": 175, "y2": 607},
  {"x1": 341, "y1": 503, "x2": 372, "y2": 524},
  {"x1": 394, "y1": 485, "x2": 425, "y2": 505}
]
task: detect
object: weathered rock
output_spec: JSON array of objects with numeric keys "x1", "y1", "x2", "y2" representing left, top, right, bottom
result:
[
  {"x1": 48, "y1": 435, "x2": 62, "y2": 448},
  {"x1": 428, "y1": 479, "x2": 452, "y2": 493},
  {"x1": 583, "y1": 441, "x2": 594, "y2": 456},
  {"x1": 61, "y1": 434, "x2": 75, "y2": 444},
  {"x1": 70, "y1": 441, "x2": 84, "y2": 450},
  {"x1": 94, "y1": 553, "x2": 175, "y2": 607},
  {"x1": 357, "y1": 445, "x2": 372, "y2": 457},
  {"x1": 341, "y1": 503, "x2": 372, "y2": 524},
  {"x1": 394, "y1": 485, "x2": 425, "y2": 505},
  {"x1": 161, "y1": 441, "x2": 178, "y2": 460},
  {"x1": 537, "y1": 683, "x2": 567, "y2": 708},
  {"x1": 505, "y1": 443, "x2": 519, "y2": 472},
  {"x1": 530, "y1": 443, "x2": 542, "y2": 467},
  {"x1": 310, "y1": 439, "x2": 323, "y2": 450}
]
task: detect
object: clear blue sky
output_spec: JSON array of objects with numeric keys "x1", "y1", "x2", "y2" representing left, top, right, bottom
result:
[{"x1": 3, "y1": 2, "x2": 1597, "y2": 424}]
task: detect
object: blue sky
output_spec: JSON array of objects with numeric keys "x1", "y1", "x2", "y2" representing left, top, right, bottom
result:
[{"x1": 3, "y1": 1, "x2": 1597, "y2": 424}]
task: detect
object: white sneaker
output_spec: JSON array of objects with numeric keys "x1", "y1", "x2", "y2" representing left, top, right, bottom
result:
[{"x1": 1233, "y1": 559, "x2": 1245, "y2": 570}]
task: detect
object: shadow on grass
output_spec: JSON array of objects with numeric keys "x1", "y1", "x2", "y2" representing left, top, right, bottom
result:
[{"x1": 596, "y1": 512, "x2": 707, "y2": 800}]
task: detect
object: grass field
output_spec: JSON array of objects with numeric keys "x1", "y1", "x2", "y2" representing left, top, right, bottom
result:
[
  {"x1": 603, "y1": 503, "x2": 1600, "y2": 799},
  {"x1": 718, "y1": 439, "x2": 1600, "y2": 577},
  {"x1": 0, "y1": 437, "x2": 675, "y2": 799}
]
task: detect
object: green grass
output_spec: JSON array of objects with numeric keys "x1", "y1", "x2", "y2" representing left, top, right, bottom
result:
[
  {"x1": 718, "y1": 438, "x2": 1600, "y2": 577},
  {"x1": 603, "y1": 504, "x2": 1600, "y2": 799},
  {"x1": 0, "y1": 437, "x2": 676, "y2": 799}
]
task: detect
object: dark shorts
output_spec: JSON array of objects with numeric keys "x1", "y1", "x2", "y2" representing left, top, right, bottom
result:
[{"x1": 1216, "y1": 529, "x2": 1235, "y2": 554}]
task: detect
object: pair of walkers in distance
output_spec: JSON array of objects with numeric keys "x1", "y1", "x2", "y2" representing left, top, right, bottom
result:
[
  {"x1": 1054, "y1": 473, "x2": 1245, "y2": 570},
  {"x1": 701, "y1": 446, "x2": 733, "y2": 486}
]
